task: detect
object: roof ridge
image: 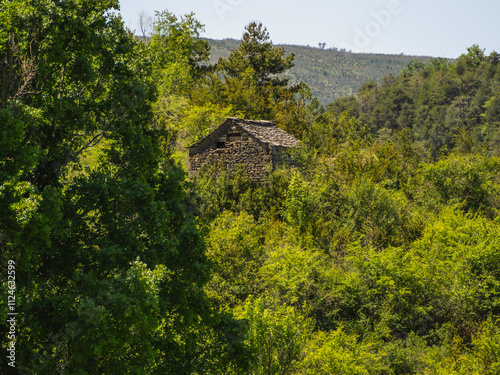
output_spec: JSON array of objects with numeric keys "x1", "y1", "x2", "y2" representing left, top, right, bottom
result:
[
  {"x1": 231, "y1": 117, "x2": 276, "y2": 125},
  {"x1": 188, "y1": 117, "x2": 299, "y2": 148}
]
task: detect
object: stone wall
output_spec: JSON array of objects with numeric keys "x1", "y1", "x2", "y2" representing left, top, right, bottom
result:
[{"x1": 189, "y1": 124, "x2": 272, "y2": 180}]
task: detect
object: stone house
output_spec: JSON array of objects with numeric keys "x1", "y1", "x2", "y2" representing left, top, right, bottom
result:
[{"x1": 188, "y1": 117, "x2": 300, "y2": 180}]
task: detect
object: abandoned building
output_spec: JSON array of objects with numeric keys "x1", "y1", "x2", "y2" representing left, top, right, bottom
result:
[{"x1": 188, "y1": 117, "x2": 300, "y2": 180}]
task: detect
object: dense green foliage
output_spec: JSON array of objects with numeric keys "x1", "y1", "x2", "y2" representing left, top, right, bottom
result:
[
  {"x1": 2, "y1": 2, "x2": 500, "y2": 374},
  {"x1": 0, "y1": 2, "x2": 241, "y2": 373},
  {"x1": 188, "y1": 22, "x2": 500, "y2": 375},
  {"x1": 193, "y1": 145, "x2": 500, "y2": 375},
  {"x1": 332, "y1": 45, "x2": 500, "y2": 157}
]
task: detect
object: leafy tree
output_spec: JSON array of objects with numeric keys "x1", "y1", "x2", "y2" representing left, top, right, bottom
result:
[
  {"x1": 4, "y1": 2, "x2": 500, "y2": 373},
  {"x1": 306, "y1": 109, "x2": 369, "y2": 153},
  {"x1": 299, "y1": 328, "x2": 386, "y2": 375},
  {"x1": 0, "y1": 2, "x2": 241, "y2": 373},
  {"x1": 405, "y1": 154, "x2": 500, "y2": 217},
  {"x1": 205, "y1": 211, "x2": 266, "y2": 309},
  {"x1": 149, "y1": 10, "x2": 210, "y2": 91},
  {"x1": 285, "y1": 171, "x2": 316, "y2": 231},
  {"x1": 237, "y1": 296, "x2": 314, "y2": 375},
  {"x1": 189, "y1": 162, "x2": 262, "y2": 222},
  {"x1": 218, "y1": 22, "x2": 294, "y2": 88},
  {"x1": 147, "y1": 10, "x2": 211, "y2": 138},
  {"x1": 189, "y1": 22, "x2": 311, "y2": 139}
]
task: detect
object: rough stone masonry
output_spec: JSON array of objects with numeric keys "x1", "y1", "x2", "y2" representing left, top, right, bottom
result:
[{"x1": 188, "y1": 118, "x2": 300, "y2": 181}]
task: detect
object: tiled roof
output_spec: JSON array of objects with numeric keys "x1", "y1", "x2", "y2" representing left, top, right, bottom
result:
[
  {"x1": 232, "y1": 118, "x2": 300, "y2": 148},
  {"x1": 188, "y1": 117, "x2": 300, "y2": 148}
]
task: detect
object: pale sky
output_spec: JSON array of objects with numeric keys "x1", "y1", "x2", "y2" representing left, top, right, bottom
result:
[{"x1": 117, "y1": 0, "x2": 499, "y2": 58}]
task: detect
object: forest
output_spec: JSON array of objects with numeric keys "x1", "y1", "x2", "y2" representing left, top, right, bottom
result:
[{"x1": 1, "y1": 1, "x2": 500, "y2": 374}]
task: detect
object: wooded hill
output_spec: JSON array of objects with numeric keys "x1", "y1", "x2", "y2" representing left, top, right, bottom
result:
[
  {"x1": 328, "y1": 44, "x2": 500, "y2": 157},
  {"x1": 2, "y1": 3, "x2": 500, "y2": 374},
  {"x1": 207, "y1": 38, "x2": 431, "y2": 104}
]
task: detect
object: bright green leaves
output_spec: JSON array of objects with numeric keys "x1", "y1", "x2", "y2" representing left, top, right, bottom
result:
[
  {"x1": 411, "y1": 209, "x2": 500, "y2": 332},
  {"x1": 205, "y1": 211, "x2": 265, "y2": 309},
  {"x1": 10, "y1": 164, "x2": 214, "y2": 373},
  {"x1": 306, "y1": 109, "x2": 370, "y2": 153},
  {"x1": 65, "y1": 259, "x2": 165, "y2": 374},
  {"x1": 338, "y1": 244, "x2": 432, "y2": 338},
  {"x1": 177, "y1": 102, "x2": 236, "y2": 146},
  {"x1": 260, "y1": 242, "x2": 331, "y2": 313},
  {"x1": 22, "y1": 0, "x2": 156, "y2": 187},
  {"x1": 467, "y1": 318, "x2": 500, "y2": 374},
  {"x1": 285, "y1": 171, "x2": 315, "y2": 231},
  {"x1": 190, "y1": 163, "x2": 266, "y2": 222},
  {"x1": 195, "y1": 137, "x2": 500, "y2": 373},
  {"x1": 214, "y1": 22, "x2": 308, "y2": 138},
  {"x1": 183, "y1": 21, "x2": 311, "y2": 140},
  {"x1": 150, "y1": 11, "x2": 209, "y2": 76},
  {"x1": 145, "y1": 10, "x2": 214, "y2": 152},
  {"x1": 300, "y1": 328, "x2": 385, "y2": 375},
  {"x1": 149, "y1": 10, "x2": 209, "y2": 95},
  {"x1": 340, "y1": 177, "x2": 419, "y2": 248},
  {"x1": 237, "y1": 297, "x2": 314, "y2": 375},
  {"x1": 5, "y1": 181, "x2": 41, "y2": 227},
  {"x1": 19, "y1": 258, "x2": 167, "y2": 374},
  {"x1": 405, "y1": 154, "x2": 500, "y2": 217},
  {"x1": 280, "y1": 167, "x2": 422, "y2": 251},
  {"x1": 0, "y1": 2, "x2": 232, "y2": 373},
  {"x1": 149, "y1": 17, "x2": 312, "y2": 149},
  {"x1": 3, "y1": 3, "x2": 500, "y2": 374}
]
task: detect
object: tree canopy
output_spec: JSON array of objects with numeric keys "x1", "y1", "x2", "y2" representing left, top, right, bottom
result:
[{"x1": 0, "y1": 2, "x2": 241, "y2": 373}]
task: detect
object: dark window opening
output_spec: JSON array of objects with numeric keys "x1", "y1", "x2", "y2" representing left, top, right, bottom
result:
[{"x1": 216, "y1": 142, "x2": 225, "y2": 148}]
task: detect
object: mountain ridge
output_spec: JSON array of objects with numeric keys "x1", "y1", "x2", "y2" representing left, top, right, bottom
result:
[{"x1": 206, "y1": 38, "x2": 433, "y2": 104}]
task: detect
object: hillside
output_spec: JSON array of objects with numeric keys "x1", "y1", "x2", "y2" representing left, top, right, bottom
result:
[
  {"x1": 329, "y1": 45, "x2": 500, "y2": 156},
  {"x1": 8, "y1": 5, "x2": 500, "y2": 373},
  {"x1": 207, "y1": 38, "x2": 431, "y2": 104}
]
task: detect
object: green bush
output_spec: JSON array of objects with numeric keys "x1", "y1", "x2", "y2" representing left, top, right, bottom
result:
[{"x1": 405, "y1": 154, "x2": 500, "y2": 217}]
